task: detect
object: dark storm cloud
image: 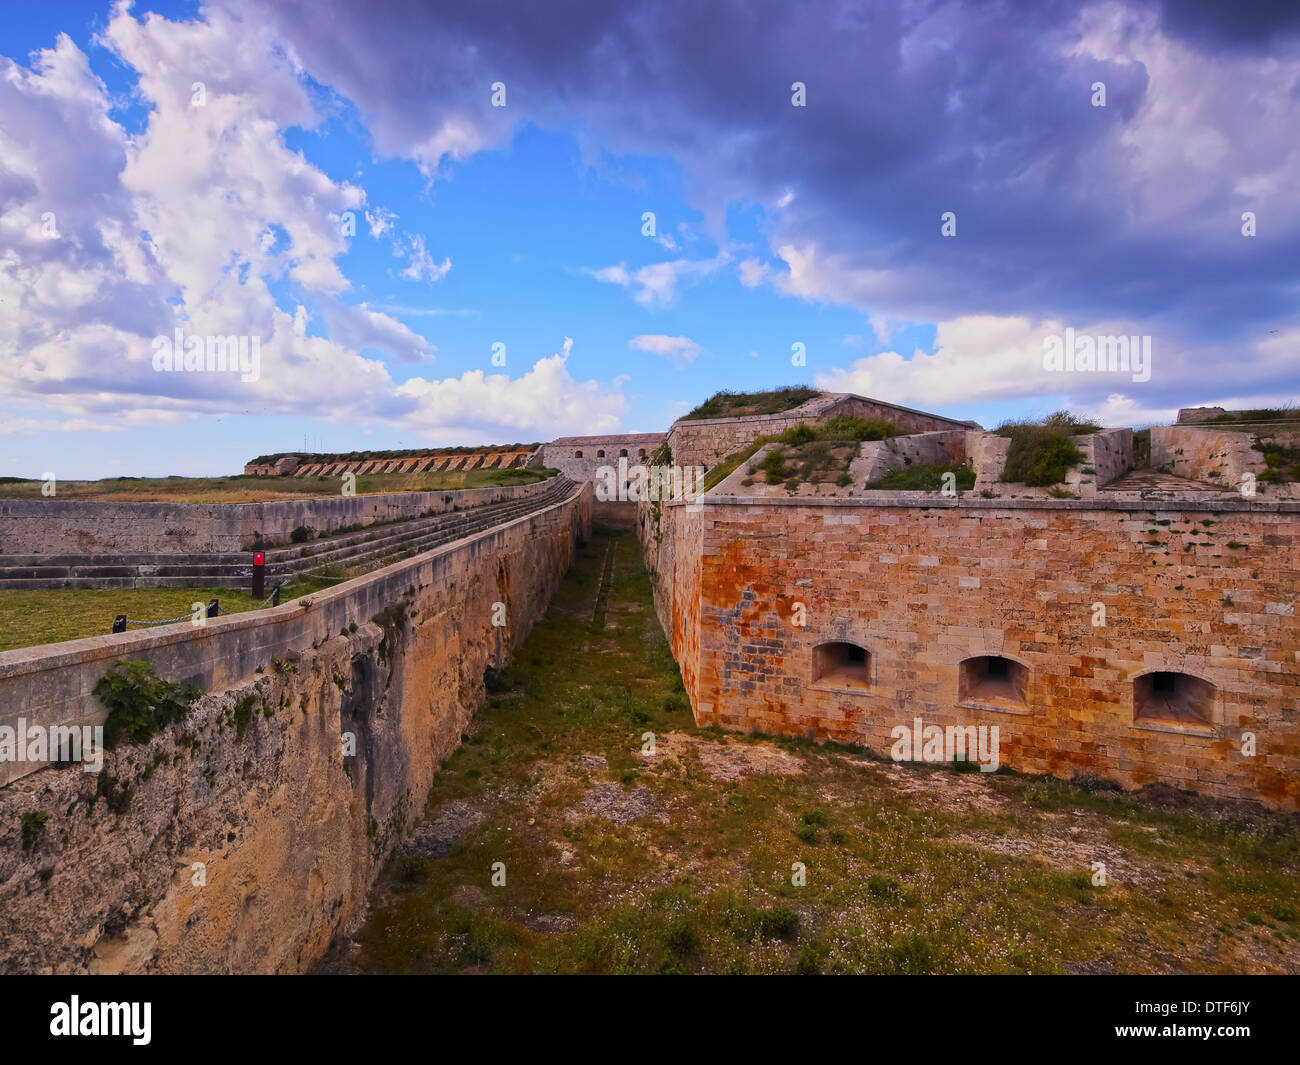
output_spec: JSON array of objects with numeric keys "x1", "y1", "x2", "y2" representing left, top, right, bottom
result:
[{"x1": 233, "y1": 0, "x2": 1298, "y2": 359}]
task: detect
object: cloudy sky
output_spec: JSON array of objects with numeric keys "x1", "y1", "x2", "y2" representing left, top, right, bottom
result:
[{"x1": 2, "y1": 0, "x2": 1297, "y2": 478}]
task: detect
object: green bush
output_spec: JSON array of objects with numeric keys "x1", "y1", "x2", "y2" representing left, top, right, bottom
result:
[
  {"x1": 777, "y1": 423, "x2": 818, "y2": 446},
  {"x1": 996, "y1": 412, "x2": 1096, "y2": 486},
  {"x1": 93, "y1": 661, "x2": 204, "y2": 749},
  {"x1": 820, "y1": 416, "x2": 901, "y2": 441},
  {"x1": 761, "y1": 449, "x2": 790, "y2": 484},
  {"x1": 662, "y1": 916, "x2": 699, "y2": 956},
  {"x1": 866, "y1": 874, "x2": 902, "y2": 900},
  {"x1": 21, "y1": 811, "x2": 48, "y2": 850},
  {"x1": 394, "y1": 854, "x2": 432, "y2": 884},
  {"x1": 756, "y1": 905, "x2": 799, "y2": 939},
  {"x1": 290, "y1": 524, "x2": 314, "y2": 543}
]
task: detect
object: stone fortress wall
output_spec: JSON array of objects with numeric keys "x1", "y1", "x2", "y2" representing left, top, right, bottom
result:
[
  {"x1": 0, "y1": 479, "x2": 555, "y2": 556},
  {"x1": 538, "y1": 433, "x2": 667, "y2": 485},
  {"x1": 642, "y1": 490, "x2": 1299, "y2": 809},
  {"x1": 667, "y1": 393, "x2": 977, "y2": 471},
  {"x1": 639, "y1": 394, "x2": 1300, "y2": 809},
  {"x1": 0, "y1": 481, "x2": 592, "y2": 972}
]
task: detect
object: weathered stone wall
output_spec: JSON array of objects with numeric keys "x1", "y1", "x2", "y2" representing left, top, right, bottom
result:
[
  {"x1": 0, "y1": 479, "x2": 554, "y2": 556},
  {"x1": 642, "y1": 493, "x2": 1299, "y2": 809},
  {"x1": 538, "y1": 434, "x2": 666, "y2": 486},
  {"x1": 640, "y1": 501, "x2": 703, "y2": 704},
  {"x1": 1065, "y1": 428, "x2": 1134, "y2": 497},
  {"x1": 0, "y1": 483, "x2": 592, "y2": 973},
  {"x1": 1151, "y1": 426, "x2": 1266, "y2": 489},
  {"x1": 850, "y1": 430, "x2": 969, "y2": 486}
]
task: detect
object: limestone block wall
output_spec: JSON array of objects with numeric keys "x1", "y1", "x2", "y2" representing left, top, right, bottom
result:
[
  {"x1": 850, "y1": 430, "x2": 969, "y2": 486},
  {"x1": 0, "y1": 483, "x2": 591, "y2": 973},
  {"x1": 538, "y1": 434, "x2": 666, "y2": 486},
  {"x1": 642, "y1": 493, "x2": 1299, "y2": 809},
  {"x1": 639, "y1": 500, "x2": 703, "y2": 702},
  {"x1": 1151, "y1": 427, "x2": 1266, "y2": 489},
  {"x1": 1065, "y1": 428, "x2": 1134, "y2": 497},
  {"x1": 0, "y1": 478, "x2": 556, "y2": 556},
  {"x1": 967, "y1": 431, "x2": 1011, "y2": 486}
]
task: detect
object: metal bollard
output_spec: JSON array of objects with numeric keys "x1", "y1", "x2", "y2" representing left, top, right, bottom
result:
[
  {"x1": 251, "y1": 551, "x2": 265, "y2": 601},
  {"x1": 207, "y1": 599, "x2": 219, "y2": 619},
  {"x1": 112, "y1": 615, "x2": 126, "y2": 634},
  {"x1": 271, "y1": 585, "x2": 281, "y2": 606}
]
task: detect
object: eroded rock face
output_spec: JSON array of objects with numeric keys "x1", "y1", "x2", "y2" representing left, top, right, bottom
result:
[{"x1": 0, "y1": 488, "x2": 592, "y2": 973}]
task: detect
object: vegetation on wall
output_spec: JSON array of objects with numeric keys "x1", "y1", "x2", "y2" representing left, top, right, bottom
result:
[
  {"x1": 681, "y1": 386, "x2": 820, "y2": 421},
  {"x1": 1204, "y1": 407, "x2": 1298, "y2": 426},
  {"x1": 706, "y1": 418, "x2": 903, "y2": 492},
  {"x1": 1256, "y1": 437, "x2": 1300, "y2": 484},
  {"x1": 996, "y1": 412, "x2": 1098, "y2": 487},
  {"x1": 868, "y1": 460, "x2": 976, "y2": 492},
  {"x1": 93, "y1": 660, "x2": 205, "y2": 749}
]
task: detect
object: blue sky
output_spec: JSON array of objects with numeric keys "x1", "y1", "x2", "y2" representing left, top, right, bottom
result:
[{"x1": 1, "y1": 0, "x2": 1297, "y2": 478}]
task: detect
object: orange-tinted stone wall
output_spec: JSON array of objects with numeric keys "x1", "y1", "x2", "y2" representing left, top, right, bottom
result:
[{"x1": 645, "y1": 496, "x2": 1300, "y2": 808}]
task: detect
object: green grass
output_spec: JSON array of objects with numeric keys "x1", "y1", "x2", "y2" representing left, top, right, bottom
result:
[
  {"x1": 0, "y1": 579, "x2": 331, "y2": 652},
  {"x1": 0, "y1": 466, "x2": 552, "y2": 504},
  {"x1": 681, "y1": 386, "x2": 820, "y2": 421},
  {"x1": 868, "y1": 460, "x2": 976, "y2": 492},
  {"x1": 340, "y1": 531, "x2": 1300, "y2": 975}
]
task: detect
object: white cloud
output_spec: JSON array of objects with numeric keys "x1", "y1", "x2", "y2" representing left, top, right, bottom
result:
[
  {"x1": 587, "y1": 254, "x2": 729, "y2": 308},
  {"x1": 737, "y1": 257, "x2": 770, "y2": 289},
  {"x1": 365, "y1": 207, "x2": 396, "y2": 238},
  {"x1": 628, "y1": 333, "x2": 701, "y2": 367},
  {"x1": 814, "y1": 313, "x2": 1300, "y2": 422},
  {"x1": 0, "y1": 8, "x2": 625, "y2": 443},
  {"x1": 398, "y1": 233, "x2": 452, "y2": 283},
  {"x1": 398, "y1": 339, "x2": 625, "y2": 439}
]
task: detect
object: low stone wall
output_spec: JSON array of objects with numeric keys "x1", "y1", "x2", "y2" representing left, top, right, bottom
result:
[
  {"x1": 1065, "y1": 428, "x2": 1133, "y2": 497},
  {"x1": 641, "y1": 491, "x2": 1299, "y2": 809},
  {"x1": 1150, "y1": 427, "x2": 1266, "y2": 490},
  {"x1": 0, "y1": 483, "x2": 591, "y2": 973},
  {"x1": 850, "y1": 430, "x2": 969, "y2": 485},
  {"x1": 0, "y1": 478, "x2": 556, "y2": 556},
  {"x1": 967, "y1": 431, "x2": 1011, "y2": 487}
]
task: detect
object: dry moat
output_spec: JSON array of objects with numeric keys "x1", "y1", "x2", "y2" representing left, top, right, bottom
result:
[{"x1": 322, "y1": 528, "x2": 1300, "y2": 975}]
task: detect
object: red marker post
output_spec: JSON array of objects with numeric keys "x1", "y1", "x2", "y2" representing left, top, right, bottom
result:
[{"x1": 252, "y1": 551, "x2": 265, "y2": 601}]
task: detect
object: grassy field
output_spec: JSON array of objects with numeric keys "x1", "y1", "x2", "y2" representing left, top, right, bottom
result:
[
  {"x1": 328, "y1": 530, "x2": 1300, "y2": 975},
  {"x1": 0, "y1": 580, "x2": 331, "y2": 652},
  {"x1": 0, "y1": 466, "x2": 550, "y2": 504}
]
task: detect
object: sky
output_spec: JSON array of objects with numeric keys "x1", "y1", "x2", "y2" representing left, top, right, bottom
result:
[{"x1": 1, "y1": 0, "x2": 1297, "y2": 478}]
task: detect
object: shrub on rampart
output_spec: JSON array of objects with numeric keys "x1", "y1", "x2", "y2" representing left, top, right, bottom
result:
[{"x1": 93, "y1": 660, "x2": 205, "y2": 749}]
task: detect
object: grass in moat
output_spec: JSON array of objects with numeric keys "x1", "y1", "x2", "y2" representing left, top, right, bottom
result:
[
  {"x1": 0, "y1": 466, "x2": 549, "y2": 504},
  {"x1": 340, "y1": 530, "x2": 1300, "y2": 975},
  {"x1": 0, "y1": 579, "x2": 332, "y2": 652}
]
